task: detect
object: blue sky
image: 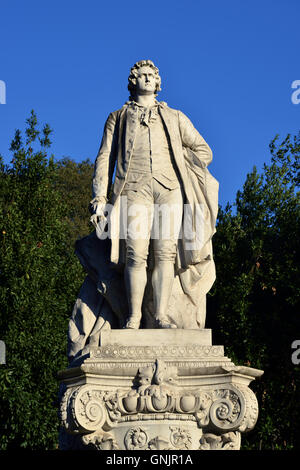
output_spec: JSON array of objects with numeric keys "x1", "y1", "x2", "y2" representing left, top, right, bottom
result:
[{"x1": 0, "y1": 0, "x2": 299, "y2": 207}]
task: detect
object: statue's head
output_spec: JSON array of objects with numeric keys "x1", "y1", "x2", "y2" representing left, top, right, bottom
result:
[{"x1": 128, "y1": 60, "x2": 161, "y2": 100}]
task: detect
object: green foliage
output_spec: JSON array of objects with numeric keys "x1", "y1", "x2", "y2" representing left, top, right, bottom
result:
[
  {"x1": 0, "y1": 111, "x2": 84, "y2": 449},
  {"x1": 208, "y1": 133, "x2": 300, "y2": 449},
  {"x1": 55, "y1": 157, "x2": 94, "y2": 245}
]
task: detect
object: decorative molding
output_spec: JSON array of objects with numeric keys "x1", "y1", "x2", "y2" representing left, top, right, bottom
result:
[
  {"x1": 199, "y1": 431, "x2": 241, "y2": 450},
  {"x1": 234, "y1": 384, "x2": 259, "y2": 432},
  {"x1": 124, "y1": 426, "x2": 193, "y2": 451},
  {"x1": 147, "y1": 436, "x2": 171, "y2": 450},
  {"x1": 82, "y1": 430, "x2": 119, "y2": 450},
  {"x1": 170, "y1": 426, "x2": 192, "y2": 449},
  {"x1": 81, "y1": 360, "x2": 233, "y2": 372},
  {"x1": 59, "y1": 357, "x2": 261, "y2": 450},
  {"x1": 90, "y1": 344, "x2": 224, "y2": 359}
]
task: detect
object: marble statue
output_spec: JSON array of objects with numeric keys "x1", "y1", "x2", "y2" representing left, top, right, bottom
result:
[
  {"x1": 68, "y1": 60, "x2": 218, "y2": 362},
  {"x1": 59, "y1": 61, "x2": 263, "y2": 452}
]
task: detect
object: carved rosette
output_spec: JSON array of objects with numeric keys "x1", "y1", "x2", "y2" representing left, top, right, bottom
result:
[
  {"x1": 59, "y1": 385, "x2": 109, "y2": 434},
  {"x1": 170, "y1": 426, "x2": 192, "y2": 449},
  {"x1": 123, "y1": 426, "x2": 193, "y2": 451},
  {"x1": 124, "y1": 427, "x2": 149, "y2": 450},
  {"x1": 71, "y1": 387, "x2": 107, "y2": 432},
  {"x1": 90, "y1": 343, "x2": 225, "y2": 360},
  {"x1": 208, "y1": 387, "x2": 245, "y2": 432}
]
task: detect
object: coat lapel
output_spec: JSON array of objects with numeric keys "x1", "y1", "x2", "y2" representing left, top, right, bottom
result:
[
  {"x1": 124, "y1": 104, "x2": 139, "y2": 169},
  {"x1": 159, "y1": 105, "x2": 193, "y2": 204},
  {"x1": 113, "y1": 104, "x2": 138, "y2": 201}
]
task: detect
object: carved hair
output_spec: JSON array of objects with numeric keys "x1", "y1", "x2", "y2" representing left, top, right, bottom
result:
[{"x1": 128, "y1": 60, "x2": 161, "y2": 100}]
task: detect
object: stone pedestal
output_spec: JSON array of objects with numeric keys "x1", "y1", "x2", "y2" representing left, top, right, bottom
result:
[{"x1": 58, "y1": 329, "x2": 263, "y2": 450}]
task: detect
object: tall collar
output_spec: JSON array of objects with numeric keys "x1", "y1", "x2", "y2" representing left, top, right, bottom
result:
[{"x1": 125, "y1": 99, "x2": 167, "y2": 109}]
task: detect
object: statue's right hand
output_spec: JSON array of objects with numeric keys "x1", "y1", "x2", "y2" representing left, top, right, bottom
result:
[
  {"x1": 90, "y1": 213, "x2": 99, "y2": 228},
  {"x1": 89, "y1": 196, "x2": 107, "y2": 214},
  {"x1": 90, "y1": 204, "x2": 106, "y2": 228}
]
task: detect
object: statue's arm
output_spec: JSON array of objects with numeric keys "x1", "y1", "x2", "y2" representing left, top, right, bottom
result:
[
  {"x1": 91, "y1": 112, "x2": 118, "y2": 204},
  {"x1": 178, "y1": 111, "x2": 212, "y2": 168}
]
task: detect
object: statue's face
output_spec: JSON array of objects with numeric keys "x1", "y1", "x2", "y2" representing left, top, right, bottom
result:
[{"x1": 135, "y1": 66, "x2": 157, "y2": 95}]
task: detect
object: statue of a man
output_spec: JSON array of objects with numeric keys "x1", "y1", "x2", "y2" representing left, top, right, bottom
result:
[{"x1": 88, "y1": 59, "x2": 218, "y2": 331}]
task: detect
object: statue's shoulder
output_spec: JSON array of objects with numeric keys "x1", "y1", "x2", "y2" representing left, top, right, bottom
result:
[
  {"x1": 105, "y1": 105, "x2": 128, "y2": 124},
  {"x1": 109, "y1": 102, "x2": 138, "y2": 120},
  {"x1": 158, "y1": 101, "x2": 173, "y2": 111},
  {"x1": 159, "y1": 105, "x2": 195, "y2": 131},
  {"x1": 158, "y1": 101, "x2": 184, "y2": 118},
  {"x1": 110, "y1": 106, "x2": 125, "y2": 117}
]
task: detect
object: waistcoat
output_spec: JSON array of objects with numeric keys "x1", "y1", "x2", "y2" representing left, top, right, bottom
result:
[{"x1": 126, "y1": 105, "x2": 180, "y2": 190}]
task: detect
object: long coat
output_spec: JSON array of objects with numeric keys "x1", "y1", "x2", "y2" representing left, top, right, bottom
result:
[
  {"x1": 92, "y1": 100, "x2": 218, "y2": 274},
  {"x1": 68, "y1": 102, "x2": 219, "y2": 360}
]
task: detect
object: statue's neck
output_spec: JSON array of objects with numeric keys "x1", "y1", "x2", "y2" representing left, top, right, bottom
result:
[{"x1": 134, "y1": 94, "x2": 156, "y2": 108}]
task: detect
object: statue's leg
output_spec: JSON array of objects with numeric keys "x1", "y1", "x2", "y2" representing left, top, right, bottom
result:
[
  {"x1": 151, "y1": 259, "x2": 177, "y2": 328},
  {"x1": 152, "y1": 182, "x2": 183, "y2": 328},
  {"x1": 124, "y1": 263, "x2": 147, "y2": 328},
  {"x1": 123, "y1": 188, "x2": 153, "y2": 329}
]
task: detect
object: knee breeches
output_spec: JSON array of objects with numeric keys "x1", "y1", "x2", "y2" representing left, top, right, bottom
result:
[{"x1": 122, "y1": 178, "x2": 183, "y2": 269}]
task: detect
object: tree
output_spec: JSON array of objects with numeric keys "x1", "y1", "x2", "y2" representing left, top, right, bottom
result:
[
  {"x1": 55, "y1": 157, "x2": 94, "y2": 246},
  {"x1": 208, "y1": 133, "x2": 300, "y2": 449},
  {"x1": 0, "y1": 111, "x2": 84, "y2": 449}
]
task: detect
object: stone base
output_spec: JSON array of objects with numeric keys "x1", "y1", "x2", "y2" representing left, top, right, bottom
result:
[{"x1": 58, "y1": 329, "x2": 263, "y2": 450}]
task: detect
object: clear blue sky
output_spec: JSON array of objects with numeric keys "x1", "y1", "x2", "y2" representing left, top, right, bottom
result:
[{"x1": 0, "y1": 0, "x2": 299, "y2": 207}]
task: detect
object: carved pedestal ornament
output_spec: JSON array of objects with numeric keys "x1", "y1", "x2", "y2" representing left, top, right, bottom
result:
[{"x1": 58, "y1": 346, "x2": 263, "y2": 450}]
